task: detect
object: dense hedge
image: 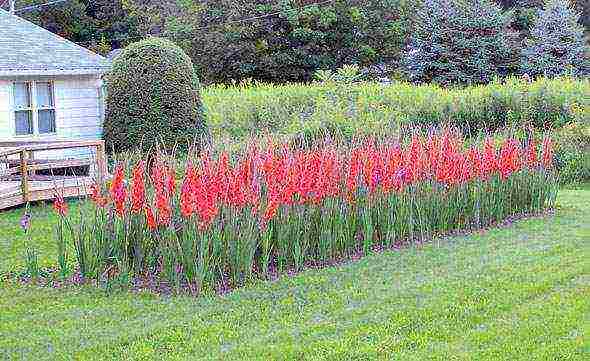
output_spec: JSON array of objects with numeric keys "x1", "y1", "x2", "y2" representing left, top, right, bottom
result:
[
  {"x1": 203, "y1": 77, "x2": 590, "y2": 140},
  {"x1": 104, "y1": 38, "x2": 206, "y2": 152}
]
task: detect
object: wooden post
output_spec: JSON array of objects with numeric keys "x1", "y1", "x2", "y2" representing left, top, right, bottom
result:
[
  {"x1": 95, "y1": 141, "x2": 107, "y2": 185},
  {"x1": 20, "y1": 150, "x2": 29, "y2": 203},
  {"x1": 27, "y1": 149, "x2": 36, "y2": 177}
]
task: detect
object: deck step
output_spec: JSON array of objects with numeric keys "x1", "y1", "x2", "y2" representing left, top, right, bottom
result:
[{"x1": 0, "y1": 177, "x2": 94, "y2": 210}]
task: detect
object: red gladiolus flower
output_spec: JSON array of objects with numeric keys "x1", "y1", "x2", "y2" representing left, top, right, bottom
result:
[
  {"x1": 90, "y1": 183, "x2": 108, "y2": 208},
  {"x1": 130, "y1": 161, "x2": 146, "y2": 214},
  {"x1": 215, "y1": 152, "x2": 231, "y2": 204},
  {"x1": 435, "y1": 138, "x2": 457, "y2": 185},
  {"x1": 151, "y1": 160, "x2": 166, "y2": 192},
  {"x1": 345, "y1": 148, "x2": 362, "y2": 201},
  {"x1": 53, "y1": 195, "x2": 68, "y2": 217},
  {"x1": 151, "y1": 160, "x2": 173, "y2": 226},
  {"x1": 244, "y1": 148, "x2": 262, "y2": 208},
  {"x1": 526, "y1": 138, "x2": 538, "y2": 168},
  {"x1": 382, "y1": 144, "x2": 402, "y2": 193},
  {"x1": 498, "y1": 138, "x2": 522, "y2": 180},
  {"x1": 90, "y1": 183, "x2": 100, "y2": 202},
  {"x1": 155, "y1": 195, "x2": 172, "y2": 226},
  {"x1": 324, "y1": 148, "x2": 342, "y2": 199},
  {"x1": 181, "y1": 155, "x2": 220, "y2": 229},
  {"x1": 166, "y1": 168, "x2": 176, "y2": 195},
  {"x1": 226, "y1": 153, "x2": 258, "y2": 209},
  {"x1": 467, "y1": 147, "x2": 483, "y2": 180},
  {"x1": 426, "y1": 134, "x2": 441, "y2": 176},
  {"x1": 297, "y1": 150, "x2": 320, "y2": 204},
  {"x1": 405, "y1": 135, "x2": 426, "y2": 183},
  {"x1": 482, "y1": 138, "x2": 498, "y2": 179},
  {"x1": 541, "y1": 137, "x2": 553, "y2": 168},
  {"x1": 145, "y1": 206, "x2": 157, "y2": 231},
  {"x1": 180, "y1": 163, "x2": 198, "y2": 218},
  {"x1": 110, "y1": 164, "x2": 127, "y2": 217},
  {"x1": 363, "y1": 143, "x2": 384, "y2": 195},
  {"x1": 263, "y1": 199, "x2": 279, "y2": 223},
  {"x1": 458, "y1": 153, "x2": 473, "y2": 184},
  {"x1": 198, "y1": 189, "x2": 219, "y2": 228},
  {"x1": 392, "y1": 168, "x2": 406, "y2": 192}
]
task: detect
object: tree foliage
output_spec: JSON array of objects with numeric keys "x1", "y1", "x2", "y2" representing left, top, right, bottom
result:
[
  {"x1": 9, "y1": 0, "x2": 140, "y2": 54},
  {"x1": 496, "y1": 0, "x2": 590, "y2": 34},
  {"x1": 404, "y1": 0, "x2": 518, "y2": 85},
  {"x1": 104, "y1": 38, "x2": 205, "y2": 152},
  {"x1": 127, "y1": 0, "x2": 412, "y2": 83},
  {"x1": 8, "y1": 0, "x2": 589, "y2": 86},
  {"x1": 521, "y1": 0, "x2": 590, "y2": 77}
]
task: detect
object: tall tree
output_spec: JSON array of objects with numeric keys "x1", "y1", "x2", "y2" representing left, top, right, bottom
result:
[
  {"x1": 404, "y1": 0, "x2": 519, "y2": 85},
  {"x1": 575, "y1": 0, "x2": 590, "y2": 34},
  {"x1": 127, "y1": 0, "x2": 412, "y2": 84},
  {"x1": 495, "y1": 0, "x2": 590, "y2": 33},
  {"x1": 521, "y1": 0, "x2": 590, "y2": 77},
  {"x1": 4, "y1": 0, "x2": 139, "y2": 54}
]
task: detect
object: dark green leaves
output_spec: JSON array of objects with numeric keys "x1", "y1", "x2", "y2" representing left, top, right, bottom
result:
[{"x1": 104, "y1": 38, "x2": 206, "y2": 153}]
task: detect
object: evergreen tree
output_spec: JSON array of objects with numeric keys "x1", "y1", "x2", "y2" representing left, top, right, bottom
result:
[
  {"x1": 496, "y1": 0, "x2": 590, "y2": 33},
  {"x1": 404, "y1": 0, "x2": 518, "y2": 85},
  {"x1": 521, "y1": 0, "x2": 590, "y2": 77}
]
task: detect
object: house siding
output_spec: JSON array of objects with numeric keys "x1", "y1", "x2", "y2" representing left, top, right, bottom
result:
[
  {"x1": 0, "y1": 75, "x2": 103, "y2": 160},
  {"x1": 54, "y1": 76, "x2": 103, "y2": 140},
  {"x1": 0, "y1": 80, "x2": 10, "y2": 139}
]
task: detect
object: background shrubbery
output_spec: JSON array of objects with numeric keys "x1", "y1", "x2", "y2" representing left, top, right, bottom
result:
[
  {"x1": 554, "y1": 120, "x2": 590, "y2": 183},
  {"x1": 203, "y1": 77, "x2": 590, "y2": 140}
]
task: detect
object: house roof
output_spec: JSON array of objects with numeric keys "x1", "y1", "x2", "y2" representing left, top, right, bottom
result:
[{"x1": 0, "y1": 9, "x2": 110, "y2": 76}]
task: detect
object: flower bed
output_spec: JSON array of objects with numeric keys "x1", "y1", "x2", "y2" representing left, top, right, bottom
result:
[{"x1": 50, "y1": 132, "x2": 558, "y2": 294}]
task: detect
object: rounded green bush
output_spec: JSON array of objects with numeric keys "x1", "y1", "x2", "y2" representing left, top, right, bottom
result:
[{"x1": 104, "y1": 37, "x2": 206, "y2": 152}]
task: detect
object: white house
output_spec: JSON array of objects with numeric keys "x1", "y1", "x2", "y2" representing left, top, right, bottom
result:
[{"x1": 0, "y1": 9, "x2": 110, "y2": 147}]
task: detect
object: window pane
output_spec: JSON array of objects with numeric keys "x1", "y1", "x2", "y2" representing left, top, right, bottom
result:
[
  {"x1": 15, "y1": 110, "x2": 33, "y2": 135},
  {"x1": 14, "y1": 83, "x2": 31, "y2": 108},
  {"x1": 36, "y1": 82, "x2": 54, "y2": 108},
  {"x1": 38, "y1": 109, "x2": 56, "y2": 134}
]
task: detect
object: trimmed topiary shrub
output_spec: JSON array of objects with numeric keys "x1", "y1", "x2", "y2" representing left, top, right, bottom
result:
[
  {"x1": 104, "y1": 37, "x2": 206, "y2": 152},
  {"x1": 521, "y1": 0, "x2": 590, "y2": 78},
  {"x1": 404, "y1": 0, "x2": 518, "y2": 85}
]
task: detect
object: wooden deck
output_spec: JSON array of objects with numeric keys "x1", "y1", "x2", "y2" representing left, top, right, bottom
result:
[{"x1": 0, "y1": 140, "x2": 107, "y2": 210}]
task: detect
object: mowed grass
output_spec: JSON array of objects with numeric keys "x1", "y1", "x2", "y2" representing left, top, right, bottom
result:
[
  {"x1": 0, "y1": 201, "x2": 89, "y2": 273},
  {"x1": 0, "y1": 187, "x2": 589, "y2": 360}
]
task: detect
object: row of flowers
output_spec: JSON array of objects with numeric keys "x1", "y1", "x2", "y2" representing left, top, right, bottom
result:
[{"x1": 50, "y1": 132, "x2": 558, "y2": 293}]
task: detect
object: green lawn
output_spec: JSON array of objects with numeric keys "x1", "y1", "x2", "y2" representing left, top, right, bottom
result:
[{"x1": 0, "y1": 187, "x2": 589, "y2": 360}]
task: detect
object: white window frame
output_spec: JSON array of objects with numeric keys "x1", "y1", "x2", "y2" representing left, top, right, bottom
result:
[
  {"x1": 12, "y1": 81, "x2": 57, "y2": 138},
  {"x1": 12, "y1": 81, "x2": 33, "y2": 136}
]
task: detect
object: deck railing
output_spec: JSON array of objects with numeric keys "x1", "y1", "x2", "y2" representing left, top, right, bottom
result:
[{"x1": 0, "y1": 140, "x2": 107, "y2": 210}]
